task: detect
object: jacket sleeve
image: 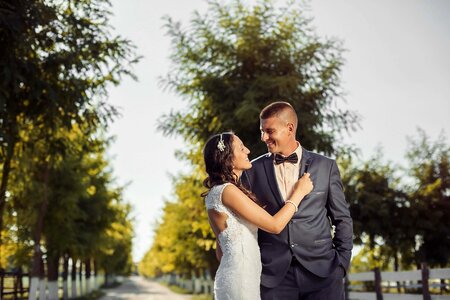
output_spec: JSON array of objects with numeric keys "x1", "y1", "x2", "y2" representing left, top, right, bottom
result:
[{"x1": 327, "y1": 160, "x2": 353, "y2": 272}]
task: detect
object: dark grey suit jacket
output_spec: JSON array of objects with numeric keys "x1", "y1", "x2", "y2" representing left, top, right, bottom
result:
[{"x1": 242, "y1": 148, "x2": 353, "y2": 288}]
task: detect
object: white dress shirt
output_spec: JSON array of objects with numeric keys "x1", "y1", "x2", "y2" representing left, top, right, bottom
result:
[{"x1": 273, "y1": 143, "x2": 302, "y2": 201}]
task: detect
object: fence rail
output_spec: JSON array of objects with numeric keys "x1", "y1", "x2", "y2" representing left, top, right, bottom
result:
[
  {"x1": 0, "y1": 270, "x2": 106, "y2": 300},
  {"x1": 347, "y1": 263, "x2": 450, "y2": 300},
  {"x1": 159, "y1": 264, "x2": 450, "y2": 299},
  {"x1": 159, "y1": 273, "x2": 213, "y2": 295},
  {"x1": 0, "y1": 269, "x2": 29, "y2": 300}
]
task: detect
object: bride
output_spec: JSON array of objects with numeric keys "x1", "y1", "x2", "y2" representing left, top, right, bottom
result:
[{"x1": 202, "y1": 132, "x2": 313, "y2": 300}]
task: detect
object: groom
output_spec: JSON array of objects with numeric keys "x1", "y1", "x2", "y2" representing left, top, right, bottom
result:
[{"x1": 242, "y1": 101, "x2": 353, "y2": 299}]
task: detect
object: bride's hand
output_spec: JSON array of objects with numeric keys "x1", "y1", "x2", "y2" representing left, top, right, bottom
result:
[{"x1": 295, "y1": 172, "x2": 313, "y2": 198}]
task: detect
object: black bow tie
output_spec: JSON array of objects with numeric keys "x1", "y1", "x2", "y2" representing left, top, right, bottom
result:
[{"x1": 274, "y1": 153, "x2": 298, "y2": 165}]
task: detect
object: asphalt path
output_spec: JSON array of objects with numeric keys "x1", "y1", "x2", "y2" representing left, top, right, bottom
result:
[{"x1": 98, "y1": 276, "x2": 193, "y2": 300}]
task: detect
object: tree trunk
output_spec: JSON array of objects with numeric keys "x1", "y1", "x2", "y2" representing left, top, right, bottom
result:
[
  {"x1": 28, "y1": 248, "x2": 42, "y2": 300},
  {"x1": 394, "y1": 250, "x2": 401, "y2": 293},
  {"x1": 71, "y1": 258, "x2": 78, "y2": 298},
  {"x1": 85, "y1": 258, "x2": 91, "y2": 293},
  {"x1": 62, "y1": 254, "x2": 69, "y2": 300},
  {"x1": 0, "y1": 128, "x2": 17, "y2": 261},
  {"x1": 79, "y1": 259, "x2": 84, "y2": 296},
  {"x1": 47, "y1": 254, "x2": 59, "y2": 300},
  {"x1": 28, "y1": 245, "x2": 47, "y2": 300},
  {"x1": 104, "y1": 273, "x2": 109, "y2": 287},
  {"x1": 93, "y1": 259, "x2": 98, "y2": 290},
  {"x1": 28, "y1": 160, "x2": 51, "y2": 300},
  {"x1": 38, "y1": 255, "x2": 46, "y2": 300}
]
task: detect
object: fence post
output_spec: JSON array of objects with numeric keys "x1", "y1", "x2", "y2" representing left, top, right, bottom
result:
[
  {"x1": 18, "y1": 269, "x2": 25, "y2": 300},
  {"x1": 374, "y1": 267, "x2": 383, "y2": 300},
  {"x1": 1, "y1": 268, "x2": 4, "y2": 299},
  {"x1": 13, "y1": 269, "x2": 18, "y2": 300},
  {"x1": 421, "y1": 263, "x2": 431, "y2": 300}
]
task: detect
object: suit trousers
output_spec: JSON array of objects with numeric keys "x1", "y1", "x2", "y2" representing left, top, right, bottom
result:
[{"x1": 261, "y1": 258, "x2": 345, "y2": 300}]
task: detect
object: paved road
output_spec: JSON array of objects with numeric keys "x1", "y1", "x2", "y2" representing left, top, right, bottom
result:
[{"x1": 99, "y1": 276, "x2": 192, "y2": 300}]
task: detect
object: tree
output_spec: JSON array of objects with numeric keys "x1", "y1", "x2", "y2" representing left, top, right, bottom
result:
[
  {"x1": 405, "y1": 129, "x2": 450, "y2": 268},
  {"x1": 3, "y1": 120, "x2": 134, "y2": 297},
  {"x1": 339, "y1": 131, "x2": 450, "y2": 273},
  {"x1": 0, "y1": 0, "x2": 139, "y2": 248},
  {"x1": 96, "y1": 202, "x2": 134, "y2": 285},
  {"x1": 158, "y1": 0, "x2": 358, "y2": 157},
  {"x1": 338, "y1": 150, "x2": 415, "y2": 274},
  {"x1": 139, "y1": 163, "x2": 218, "y2": 278}
]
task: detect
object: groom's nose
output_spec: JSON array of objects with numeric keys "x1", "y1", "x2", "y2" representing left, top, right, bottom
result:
[{"x1": 261, "y1": 131, "x2": 268, "y2": 142}]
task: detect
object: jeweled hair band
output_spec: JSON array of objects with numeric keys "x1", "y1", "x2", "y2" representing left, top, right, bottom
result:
[{"x1": 217, "y1": 134, "x2": 226, "y2": 152}]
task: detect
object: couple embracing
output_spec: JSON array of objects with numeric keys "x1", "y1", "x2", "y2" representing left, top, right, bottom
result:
[{"x1": 202, "y1": 101, "x2": 353, "y2": 300}]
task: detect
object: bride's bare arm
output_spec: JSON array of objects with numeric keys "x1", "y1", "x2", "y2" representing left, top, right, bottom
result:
[{"x1": 222, "y1": 173, "x2": 313, "y2": 234}]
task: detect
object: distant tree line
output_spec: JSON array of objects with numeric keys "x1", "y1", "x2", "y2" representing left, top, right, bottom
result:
[{"x1": 0, "y1": 0, "x2": 139, "y2": 298}]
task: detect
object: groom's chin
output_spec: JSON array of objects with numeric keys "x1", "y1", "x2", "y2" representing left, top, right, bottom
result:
[{"x1": 266, "y1": 145, "x2": 276, "y2": 153}]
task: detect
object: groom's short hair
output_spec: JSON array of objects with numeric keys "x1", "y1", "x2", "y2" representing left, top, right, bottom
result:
[{"x1": 260, "y1": 101, "x2": 298, "y2": 130}]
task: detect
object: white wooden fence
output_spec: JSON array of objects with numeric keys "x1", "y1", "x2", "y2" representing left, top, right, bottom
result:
[
  {"x1": 347, "y1": 264, "x2": 450, "y2": 300},
  {"x1": 160, "y1": 273, "x2": 213, "y2": 294},
  {"x1": 160, "y1": 264, "x2": 450, "y2": 299}
]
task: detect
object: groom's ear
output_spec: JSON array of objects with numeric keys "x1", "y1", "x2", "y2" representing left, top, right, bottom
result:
[{"x1": 287, "y1": 122, "x2": 295, "y2": 135}]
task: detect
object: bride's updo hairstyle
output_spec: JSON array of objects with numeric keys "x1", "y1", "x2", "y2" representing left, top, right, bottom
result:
[{"x1": 202, "y1": 132, "x2": 257, "y2": 202}]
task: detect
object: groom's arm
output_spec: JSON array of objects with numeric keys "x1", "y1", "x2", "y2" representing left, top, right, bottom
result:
[{"x1": 327, "y1": 160, "x2": 353, "y2": 273}]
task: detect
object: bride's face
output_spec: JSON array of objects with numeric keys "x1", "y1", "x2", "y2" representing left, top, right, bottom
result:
[{"x1": 231, "y1": 135, "x2": 252, "y2": 173}]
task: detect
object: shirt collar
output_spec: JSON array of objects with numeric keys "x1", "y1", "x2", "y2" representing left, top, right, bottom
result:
[{"x1": 292, "y1": 142, "x2": 302, "y2": 165}]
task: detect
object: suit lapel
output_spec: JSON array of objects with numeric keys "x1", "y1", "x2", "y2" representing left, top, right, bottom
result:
[
  {"x1": 262, "y1": 154, "x2": 285, "y2": 207},
  {"x1": 298, "y1": 148, "x2": 314, "y2": 213},
  {"x1": 299, "y1": 148, "x2": 313, "y2": 178}
]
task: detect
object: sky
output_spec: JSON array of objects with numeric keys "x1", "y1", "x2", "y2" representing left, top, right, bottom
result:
[{"x1": 106, "y1": 0, "x2": 450, "y2": 262}]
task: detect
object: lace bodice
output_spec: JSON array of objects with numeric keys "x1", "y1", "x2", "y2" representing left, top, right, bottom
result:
[{"x1": 205, "y1": 183, "x2": 262, "y2": 300}]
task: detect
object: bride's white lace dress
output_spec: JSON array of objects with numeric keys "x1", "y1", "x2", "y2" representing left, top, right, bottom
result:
[{"x1": 205, "y1": 183, "x2": 262, "y2": 300}]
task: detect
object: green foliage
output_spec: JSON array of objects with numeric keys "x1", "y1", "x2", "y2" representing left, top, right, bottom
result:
[
  {"x1": 0, "y1": 0, "x2": 139, "y2": 249},
  {"x1": 158, "y1": 0, "x2": 358, "y2": 157},
  {"x1": 96, "y1": 203, "x2": 134, "y2": 276},
  {"x1": 139, "y1": 162, "x2": 217, "y2": 278},
  {"x1": 339, "y1": 150, "x2": 420, "y2": 271},
  {"x1": 405, "y1": 129, "x2": 450, "y2": 267},
  {"x1": 0, "y1": 0, "x2": 137, "y2": 277},
  {"x1": 1, "y1": 118, "x2": 133, "y2": 277},
  {"x1": 340, "y1": 150, "x2": 410, "y2": 247},
  {"x1": 350, "y1": 240, "x2": 393, "y2": 273},
  {"x1": 339, "y1": 129, "x2": 450, "y2": 271},
  {"x1": 0, "y1": 0, "x2": 138, "y2": 130}
]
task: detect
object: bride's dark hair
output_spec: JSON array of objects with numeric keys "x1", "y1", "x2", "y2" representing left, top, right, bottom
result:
[{"x1": 201, "y1": 132, "x2": 257, "y2": 203}]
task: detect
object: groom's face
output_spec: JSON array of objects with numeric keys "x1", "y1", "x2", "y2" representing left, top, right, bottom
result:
[{"x1": 260, "y1": 116, "x2": 291, "y2": 155}]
